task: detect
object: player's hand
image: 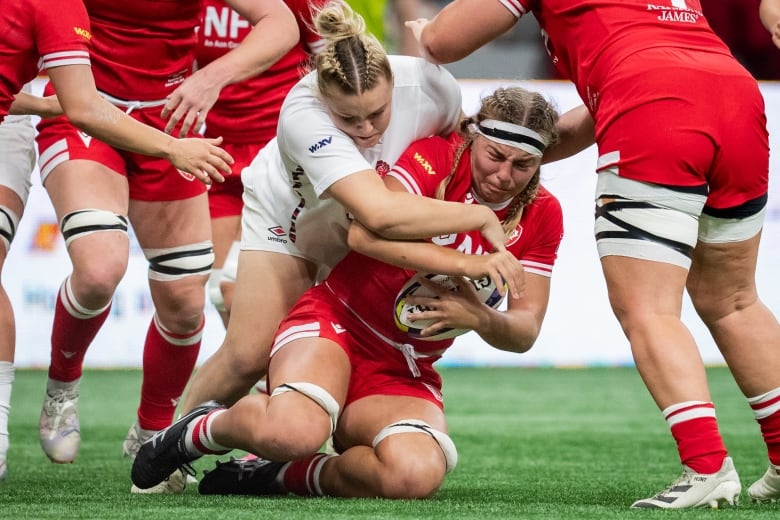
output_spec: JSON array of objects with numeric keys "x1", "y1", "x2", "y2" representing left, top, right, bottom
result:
[
  {"x1": 165, "y1": 136, "x2": 233, "y2": 185},
  {"x1": 404, "y1": 18, "x2": 436, "y2": 63},
  {"x1": 407, "y1": 276, "x2": 486, "y2": 336},
  {"x1": 477, "y1": 205, "x2": 509, "y2": 254},
  {"x1": 161, "y1": 70, "x2": 222, "y2": 136},
  {"x1": 460, "y1": 250, "x2": 525, "y2": 300},
  {"x1": 772, "y1": 21, "x2": 780, "y2": 49}
]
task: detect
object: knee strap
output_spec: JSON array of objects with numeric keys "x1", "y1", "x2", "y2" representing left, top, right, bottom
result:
[
  {"x1": 372, "y1": 419, "x2": 458, "y2": 473},
  {"x1": 0, "y1": 205, "x2": 19, "y2": 251},
  {"x1": 271, "y1": 382, "x2": 340, "y2": 435},
  {"x1": 60, "y1": 209, "x2": 128, "y2": 247},
  {"x1": 144, "y1": 241, "x2": 214, "y2": 281}
]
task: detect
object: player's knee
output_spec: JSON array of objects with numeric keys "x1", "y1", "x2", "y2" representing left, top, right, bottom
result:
[
  {"x1": 260, "y1": 382, "x2": 338, "y2": 458},
  {"x1": 377, "y1": 449, "x2": 446, "y2": 499},
  {"x1": 371, "y1": 420, "x2": 457, "y2": 499}
]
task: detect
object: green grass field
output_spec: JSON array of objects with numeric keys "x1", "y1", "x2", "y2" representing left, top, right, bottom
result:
[{"x1": 1, "y1": 367, "x2": 778, "y2": 519}]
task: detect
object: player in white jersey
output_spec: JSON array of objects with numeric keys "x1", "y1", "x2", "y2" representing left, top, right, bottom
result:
[
  {"x1": 132, "y1": 85, "x2": 562, "y2": 497},
  {"x1": 178, "y1": 0, "x2": 525, "y2": 415}
]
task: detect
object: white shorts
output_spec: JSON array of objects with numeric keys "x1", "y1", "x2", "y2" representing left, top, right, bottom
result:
[
  {"x1": 0, "y1": 115, "x2": 36, "y2": 205},
  {"x1": 594, "y1": 170, "x2": 764, "y2": 269},
  {"x1": 240, "y1": 140, "x2": 351, "y2": 272}
]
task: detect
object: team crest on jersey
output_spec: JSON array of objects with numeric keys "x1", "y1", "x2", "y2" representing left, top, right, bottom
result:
[
  {"x1": 375, "y1": 160, "x2": 390, "y2": 177},
  {"x1": 506, "y1": 225, "x2": 523, "y2": 247}
]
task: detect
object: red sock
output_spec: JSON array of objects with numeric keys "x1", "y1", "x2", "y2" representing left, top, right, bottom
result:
[
  {"x1": 748, "y1": 388, "x2": 780, "y2": 466},
  {"x1": 281, "y1": 453, "x2": 333, "y2": 496},
  {"x1": 664, "y1": 401, "x2": 727, "y2": 474},
  {"x1": 49, "y1": 277, "x2": 111, "y2": 382},
  {"x1": 137, "y1": 314, "x2": 203, "y2": 430},
  {"x1": 185, "y1": 409, "x2": 230, "y2": 456}
]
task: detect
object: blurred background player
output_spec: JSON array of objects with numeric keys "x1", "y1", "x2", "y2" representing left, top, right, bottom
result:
[
  {"x1": 346, "y1": 0, "x2": 437, "y2": 56},
  {"x1": 177, "y1": 0, "x2": 522, "y2": 419},
  {"x1": 33, "y1": 0, "x2": 298, "y2": 484},
  {"x1": 131, "y1": 86, "x2": 563, "y2": 498},
  {"x1": 199, "y1": 0, "x2": 327, "y2": 327},
  {"x1": 410, "y1": 0, "x2": 780, "y2": 508}
]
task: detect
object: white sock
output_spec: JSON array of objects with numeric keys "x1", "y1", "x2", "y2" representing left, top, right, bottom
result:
[{"x1": 0, "y1": 362, "x2": 14, "y2": 457}]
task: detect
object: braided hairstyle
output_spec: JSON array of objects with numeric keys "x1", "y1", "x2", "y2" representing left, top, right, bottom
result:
[
  {"x1": 435, "y1": 87, "x2": 560, "y2": 236},
  {"x1": 311, "y1": 1, "x2": 393, "y2": 101}
]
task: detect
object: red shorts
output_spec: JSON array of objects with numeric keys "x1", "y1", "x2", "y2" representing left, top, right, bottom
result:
[
  {"x1": 36, "y1": 87, "x2": 206, "y2": 202},
  {"x1": 207, "y1": 141, "x2": 262, "y2": 219},
  {"x1": 596, "y1": 50, "x2": 768, "y2": 211},
  {"x1": 271, "y1": 284, "x2": 445, "y2": 410}
]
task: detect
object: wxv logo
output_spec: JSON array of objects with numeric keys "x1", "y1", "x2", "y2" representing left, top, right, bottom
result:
[{"x1": 308, "y1": 136, "x2": 333, "y2": 153}]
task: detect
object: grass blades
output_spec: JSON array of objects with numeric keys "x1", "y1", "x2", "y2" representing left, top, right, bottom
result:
[{"x1": 1, "y1": 367, "x2": 778, "y2": 518}]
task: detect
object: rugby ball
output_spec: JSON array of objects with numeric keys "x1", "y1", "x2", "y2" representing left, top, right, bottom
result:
[{"x1": 394, "y1": 273, "x2": 506, "y2": 341}]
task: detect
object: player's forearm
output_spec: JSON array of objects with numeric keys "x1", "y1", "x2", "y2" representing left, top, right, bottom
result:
[
  {"x1": 8, "y1": 92, "x2": 59, "y2": 118},
  {"x1": 348, "y1": 222, "x2": 470, "y2": 274},
  {"x1": 543, "y1": 104, "x2": 595, "y2": 164},
  {"x1": 419, "y1": 0, "x2": 516, "y2": 64},
  {"x1": 476, "y1": 307, "x2": 541, "y2": 353},
  {"x1": 204, "y1": 3, "x2": 299, "y2": 88}
]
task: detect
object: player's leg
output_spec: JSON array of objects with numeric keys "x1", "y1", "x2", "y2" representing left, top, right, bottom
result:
[
  {"x1": 180, "y1": 249, "x2": 317, "y2": 413},
  {"x1": 594, "y1": 170, "x2": 740, "y2": 509},
  {"x1": 0, "y1": 114, "x2": 36, "y2": 481},
  {"x1": 131, "y1": 330, "x2": 351, "y2": 490},
  {"x1": 689, "y1": 223, "x2": 780, "y2": 502},
  {"x1": 37, "y1": 143, "x2": 130, "y2": 464},
  {"x1": 126, "y1": 194, "x2": 212, "y2": 443},
  {"x1": 207, "y1": 215, "x2": 239, "y2": 326}
]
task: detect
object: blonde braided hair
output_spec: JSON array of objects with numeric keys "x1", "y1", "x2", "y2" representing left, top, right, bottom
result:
[
  {"x1": 312, "y1": 1, "x2": 393, "y2": 100},
  {"x1": 437, "y1": 87, "x2": 559, "y2": 237}
]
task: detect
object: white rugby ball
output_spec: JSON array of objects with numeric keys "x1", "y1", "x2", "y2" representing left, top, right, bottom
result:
[{"x1": 393, "y1": 273, "x2": 506, "y2": 341}]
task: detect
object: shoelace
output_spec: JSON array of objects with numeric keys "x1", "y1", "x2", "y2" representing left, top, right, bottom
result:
[{"x1": 650, "y1": 470, "x2": 694, "y2": 499}]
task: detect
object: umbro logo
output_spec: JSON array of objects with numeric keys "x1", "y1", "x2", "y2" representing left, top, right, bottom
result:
[
  {"x1": 268, "y1": 226, "x2": 286, "y2": 237},
  {"x1": 331, "y1": 322, "x2": 345, "y2": 334}
]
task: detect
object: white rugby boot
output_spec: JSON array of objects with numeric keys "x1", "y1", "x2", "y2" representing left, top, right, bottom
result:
[
  {"x1": 748, "y1": 465, "x2": 780, "y2": 503},
  {"x1": 124, "y1": 420, "x2": 189, "y2": 494},
  {"x1": 631, "y1": 457, "x2": 741, "y2": 509},
  {"x1": 39, "y1": 379, "x2": 80, "y2": 464}
]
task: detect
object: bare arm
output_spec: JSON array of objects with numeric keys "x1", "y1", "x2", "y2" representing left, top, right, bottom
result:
[
  {"x1": 48, "y1": 64, "x2": 233, "y2": 184},
  {"x1": 162, "y1": 0, "x2": 300, "y2": 135},
  {"x1": 407, "y1": 272, "x2": 550, "y2": 353},
  {"x1": 9, "y1": 91, "x2": 62, "y2": 118},
  {"x1": 328, "y1": 168, "x2": 508, "y2": 254},
  {"x1": 406, "y1": 0, "x2": 517, "y2": 64},
  {"x1": 760, "y1": 0, "x2": 780, "y2": 48},
  {"x1": 543, "y1": 104, "x2": 595, "y2": 164},
  {"x1": 347, "y1": 220, "x2": 526, "y2": 300}
]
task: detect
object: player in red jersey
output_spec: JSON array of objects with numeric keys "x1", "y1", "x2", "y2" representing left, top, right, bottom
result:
[
  {"x1": 0, "y1": 0, "x2": 245, "y2": 483},
  {"x1": 409, "y1": 0, "x2": 780, "y2": 508},
  {"x1": 198, "y1": 0, "x2": 327, "y2": 327},
  {"x1": 130, "y1": 86, "x2": 564, "y2": 498},
  {"x1": 32, "y1": 0, "x2": 299, "y2": 485}
]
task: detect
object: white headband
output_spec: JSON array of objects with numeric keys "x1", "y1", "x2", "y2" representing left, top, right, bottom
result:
[{"x1": 475, "y1": 119, "x2": 548, "y2": 157}]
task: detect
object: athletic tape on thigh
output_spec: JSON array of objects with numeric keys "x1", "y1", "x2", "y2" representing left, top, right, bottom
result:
[
  {"x1": 372, "y1": 419, "x2": 458, "y2": 473},
  {"x1": 221, "y1": 240, "x2": 240, "y2": 284},
  {"x1": 0, "y1": 205, "x2": 19, "y2": 250},
  {"x1": 60, "y1": 209, "x2": 128, "y2": 247},
  {"x1": 271, "y1": 382, "x2": 340, "y2": 435},
  {"x1": 207, "y1": 268, "x2": 226, "y2": 311},
  {"x1": 144, "y1": 241, "x2": 214, "y2": 282}
]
